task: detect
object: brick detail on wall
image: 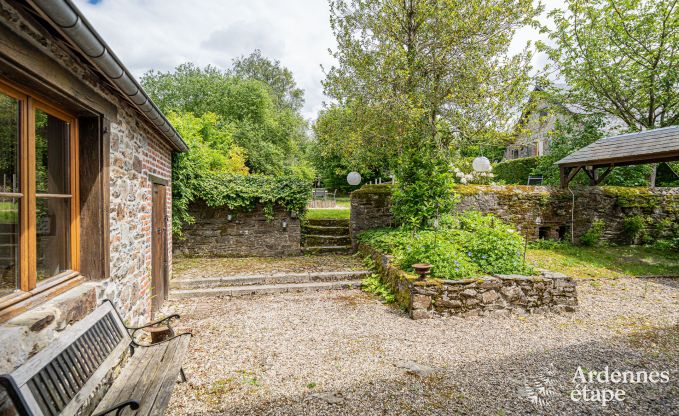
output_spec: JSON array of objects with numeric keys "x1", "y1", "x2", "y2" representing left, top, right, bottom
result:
[{"x1": 104, "y1": 106, "x2": 173, "y2": 326}]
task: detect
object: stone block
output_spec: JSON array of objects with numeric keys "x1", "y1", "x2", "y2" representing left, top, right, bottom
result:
[{"x1": 411, "y1": 294, "x2": 432, "y2": 310}]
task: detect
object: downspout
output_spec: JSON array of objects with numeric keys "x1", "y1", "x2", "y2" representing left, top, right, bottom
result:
[{"x1": 30, "y1": 0, "x2": 188, "y2": 152}]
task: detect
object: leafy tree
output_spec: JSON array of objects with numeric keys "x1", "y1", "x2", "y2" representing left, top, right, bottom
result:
[
  {"x1": 311, "y1": 102, "x2": 397, "y2": 189},
  {"x1": 324, "y1": 0, "x2": 540, "y2": 221},
  {"x1": 539, "y1": 0, "x2": 679, "y2": 129},
  {"x1": 232, "y1": 49, "x2": 305, "y2": 113},
  {"x1": 142, "y1": 63, "x2": 308, "y2": 176},
  {"x1": 325, "y1": 0, "x2": 540, "y2": 152},
  {"x1": 168, "y1": 112, "x2": 248, "y2": 233}
]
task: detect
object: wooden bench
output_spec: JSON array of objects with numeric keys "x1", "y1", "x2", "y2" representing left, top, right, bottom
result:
[{"x1": 0, "y1": 300, "x2": 191, "y2": 415}]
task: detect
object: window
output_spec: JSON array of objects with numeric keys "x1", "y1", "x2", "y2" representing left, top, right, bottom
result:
[{"x1": 0, "y1": 80, "x2": 79, "y2": 303}]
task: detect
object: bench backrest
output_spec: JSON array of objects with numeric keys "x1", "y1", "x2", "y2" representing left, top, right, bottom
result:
[{"x1": 1, "y1": 301, "x2": 131, "y2": 416}]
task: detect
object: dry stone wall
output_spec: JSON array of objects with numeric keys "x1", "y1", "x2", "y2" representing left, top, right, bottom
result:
[
  {"x1": 174, "y1": 203, "x2": 301, "y2": 257},
  {"x1": 360, "y1": 244, "x2": 578, "y2": 320},
  {"x1": 351, "y1": 184, "x2": 679, "y2": 245}
]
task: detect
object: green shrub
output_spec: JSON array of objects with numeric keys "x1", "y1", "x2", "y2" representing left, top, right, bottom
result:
[
  {"x1": 392, "y1": 149, "x2": 457, "y2": 230},
  {"x1": 623, "y1": 215, "x2": 647, "y2": 242},
  {"x1": 493, "y1": 157, "x2": 539, "y2": 185},
  {"x1": 580, "y1": 220, "x2": 605, "y2": 246},
  {"x1": 361, "y1": 274, "x2": 395, "y2": 303},
  {"x1": 359, "y1": 211, "x2": 534, "y2": 279}
]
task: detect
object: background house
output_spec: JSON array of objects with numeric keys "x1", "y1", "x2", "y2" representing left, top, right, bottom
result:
[
  {"x1": 0, "y1": 0, "x2": 187, "y2": 374},
  {"x1": 504, "y1": 86, "x2": 626, "y2": 160}
]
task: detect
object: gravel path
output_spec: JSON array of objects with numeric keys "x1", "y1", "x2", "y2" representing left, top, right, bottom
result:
[
  {"x1": 166, "y1": 278, "x2": 679, "y2": 415},
  {"x1": 173, "y1": 255, "x2": 365, "y2": 279}
]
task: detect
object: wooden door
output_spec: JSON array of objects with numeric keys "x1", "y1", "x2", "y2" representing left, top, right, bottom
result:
[{"x1": 151, "y1": 183, "x2": 167, "y2": 314}]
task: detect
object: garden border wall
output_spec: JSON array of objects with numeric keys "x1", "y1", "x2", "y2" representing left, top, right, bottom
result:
[
  {"x1": 351, "y1": 184, "x2": 679, "y2": 246},
  {"x1": 360, "y1": 243, "x2": 578, "y2": 319},
  {"x1": 174, "y1": 202, "x2": 301, "y2": 257}
]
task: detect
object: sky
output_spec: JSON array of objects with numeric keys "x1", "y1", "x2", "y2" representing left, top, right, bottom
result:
[{"x1": 74, "y1": 0, "x2": 566, "y2": 121}]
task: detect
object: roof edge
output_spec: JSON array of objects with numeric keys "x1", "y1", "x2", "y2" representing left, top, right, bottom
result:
[{"x1": 28, "y1": 0, "x2": 188, "y2": 152}]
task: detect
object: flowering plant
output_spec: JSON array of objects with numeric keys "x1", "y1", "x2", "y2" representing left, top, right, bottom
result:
[{"x1": 449, "y1": 164, "x2": 495, "y2": 185}]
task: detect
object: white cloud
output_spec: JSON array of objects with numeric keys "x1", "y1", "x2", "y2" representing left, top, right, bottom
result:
[{"x1": 74, "y1": 0, "x2": 564, "y2": 121}]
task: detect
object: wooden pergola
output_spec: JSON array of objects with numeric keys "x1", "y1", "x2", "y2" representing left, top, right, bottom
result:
[{"x1": 557, "y1": 125, "x2": 679, "y2": 188}]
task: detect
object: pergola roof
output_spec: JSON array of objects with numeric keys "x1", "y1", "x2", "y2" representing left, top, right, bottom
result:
[
  {"x1": 557, "y1": 125, "x2": 679, "y2": 187},
  {"x1": 557, "y1": 125, "x2": 679, "y2": 168}
]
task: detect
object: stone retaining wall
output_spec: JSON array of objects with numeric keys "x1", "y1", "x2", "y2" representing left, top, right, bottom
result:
[
  {"x1": 174, "y1": 203, "x2": 301, "y2": 257},
  {"x1": 351, "y1": 184, "x2": 679, "y2": 244},
  {"x1": 360, "y1": 244, "x2": 578, "y2": 319}
]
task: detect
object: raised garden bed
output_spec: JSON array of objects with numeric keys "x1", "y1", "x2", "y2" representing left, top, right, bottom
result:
[{"x1": 360, "y1": 243, "x2": 578, "y2": 319}]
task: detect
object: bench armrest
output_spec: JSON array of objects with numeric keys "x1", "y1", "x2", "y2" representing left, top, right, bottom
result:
[
  {"x1": 126, "y1": 314, "x2": 180, "y2": 340},
  {"x1": 131, "y1": 331, "x2": 193, "y2": 349},
  {"x1": 125, "y1": 314, "x2": 180, "y2": 331},
  {"x1": 92, "y1": 400, "x2": 140, "y2": 416}
]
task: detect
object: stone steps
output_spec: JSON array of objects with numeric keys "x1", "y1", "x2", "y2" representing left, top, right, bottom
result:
[
  {"x1": 304, "y1": 235, "x2": 351, "y2": 246},
  {"x1": 303, "y1": 225, "x2": 349, "y2": 236},
  {"x1": 302, "y1": 218, "x2": 353, "y2": 254},
  {"x1": 170, "y1": 280, "x2": 362, "y2": 299},
  {"x1": 302, "y1": 246, "x2": 353, "y2": 255},
  {"x1": 171, "y1": 270, "x2": 371, "y2": 290}
]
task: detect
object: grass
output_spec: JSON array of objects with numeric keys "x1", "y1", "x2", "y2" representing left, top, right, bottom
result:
[
  {"x1": 305, "y1": 207, "x2": 350, "y2": 220},
  {"x1": 526, "y1": 244, "x2": 679, "y2": 279}
]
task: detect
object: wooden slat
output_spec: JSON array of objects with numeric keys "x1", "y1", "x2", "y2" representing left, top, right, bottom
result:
[
  {"x1": 147, "y1": 336, "x2": 191, "y2": 416},
  {"x1": 134, "y1": 341, "x2": 183, "y2": 415},
  {"x1": 58, "y1": 339, "x2": 129, "y2": 416},
  {"x1": 11, "y1": 303, "x2": 125, "y2": 385},
  {"x1": 92, "y1": 347, "x2": 157, "y2": 412}
]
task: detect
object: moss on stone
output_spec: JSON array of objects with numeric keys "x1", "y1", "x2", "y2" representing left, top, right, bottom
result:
[{"x1": 351, "y1": 184, "x2": 393, "y2": 196}]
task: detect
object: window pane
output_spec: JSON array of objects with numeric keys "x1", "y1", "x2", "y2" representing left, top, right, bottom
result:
[
  {"x1": 0, "y1": 197, "x2": 18, "y2": 297},
  {"x1": 35, "y1": 109, "x2": 69, "y2": 194},
  {"x1": 0, "y1": 92, "x2": 19, "y2": 193},
  {"x1": 36, "y1": 198, "x2": 70, "y2": 281}
]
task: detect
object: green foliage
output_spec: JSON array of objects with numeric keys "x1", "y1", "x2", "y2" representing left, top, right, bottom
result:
[
  {"x1": 359, "y1": 211, "x2": 534, "y2": 280},
  {"x1": 323, "y1": 0, "x2": 541, "y2": 187},
  {"x1": 494, "y1": 157, "x2": 539, "y2": 184},
  {"x1": 311, "y1": 103, "x2": 396, "y2": 191},
  {"x1": 142, "y1": 62, "x2": 308, "y2": 176},
  {"x1": 361, "y1": 273, "x2": 395, "y2": 304},
  {"x1": 579, "y1": 220, "x2": 605, "y2": 247},
  {"x1": 196, "y1": 173, "x2": 310, "y2": 217},
  {"x1": 392, "y1": 150, "x2": 457, "y2": 230},
  {"x1": 232, "y1": 49, "x2": 305, "y2": 113},
  {"x1": 539, "y1": 0, "x2": 679, "y2": 130},
  {"x1": 623, "y1": 215, "x2": 647, "y2": 242},
  {"x1": 173, "y1": 172, "x2": 310, "y2": 235}
]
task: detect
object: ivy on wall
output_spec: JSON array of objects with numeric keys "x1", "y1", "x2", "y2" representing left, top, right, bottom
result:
[{"x1": 173, "y1": 173, "x2": 311, "y2": 236}]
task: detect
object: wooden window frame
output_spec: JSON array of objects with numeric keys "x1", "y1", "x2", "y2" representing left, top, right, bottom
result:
[{"x1": 0, "y1": 79, "x2": 80, "y2": 314}]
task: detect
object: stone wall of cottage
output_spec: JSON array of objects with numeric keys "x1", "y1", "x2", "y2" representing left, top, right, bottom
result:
[
  {"x1": 351, "y1": 184, "x2": 679, "y2": 245},
  {"x1": 174, "y1": 203, "x2": 301, "y2": 257},
  {"x1": 103, "y1": 107, "x2": 173, "y2": 325}
]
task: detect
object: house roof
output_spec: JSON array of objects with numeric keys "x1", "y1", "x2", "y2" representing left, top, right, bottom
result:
[
  {"x1": 557, "y1": 125, "x2": 679, "y2": 168},
  {"x1": 29, "y1": 0, "x2": 188, "y2": 152}
]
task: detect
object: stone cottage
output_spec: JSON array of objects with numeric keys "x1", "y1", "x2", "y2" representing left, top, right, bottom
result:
[
  {"x1": 504, "y1": 85, "x2": 625, "y2": 160},
  {"x1": 0, "y1": 0, "x2": 187, "y2": 374}
]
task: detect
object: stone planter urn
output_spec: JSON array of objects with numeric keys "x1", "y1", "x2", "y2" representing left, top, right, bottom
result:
[{"x1": 412, "y1": 263, "x2": 432, "y2": 280}]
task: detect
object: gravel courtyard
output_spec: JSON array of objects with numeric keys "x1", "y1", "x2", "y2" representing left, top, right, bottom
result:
[{"x1": 166, "y1": 277, "x2": 679, "y2": 415}]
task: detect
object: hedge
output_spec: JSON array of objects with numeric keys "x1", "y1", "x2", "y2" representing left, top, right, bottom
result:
[{"x1": 493, "y1": 157, "x2": 539, "y2": 185}]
